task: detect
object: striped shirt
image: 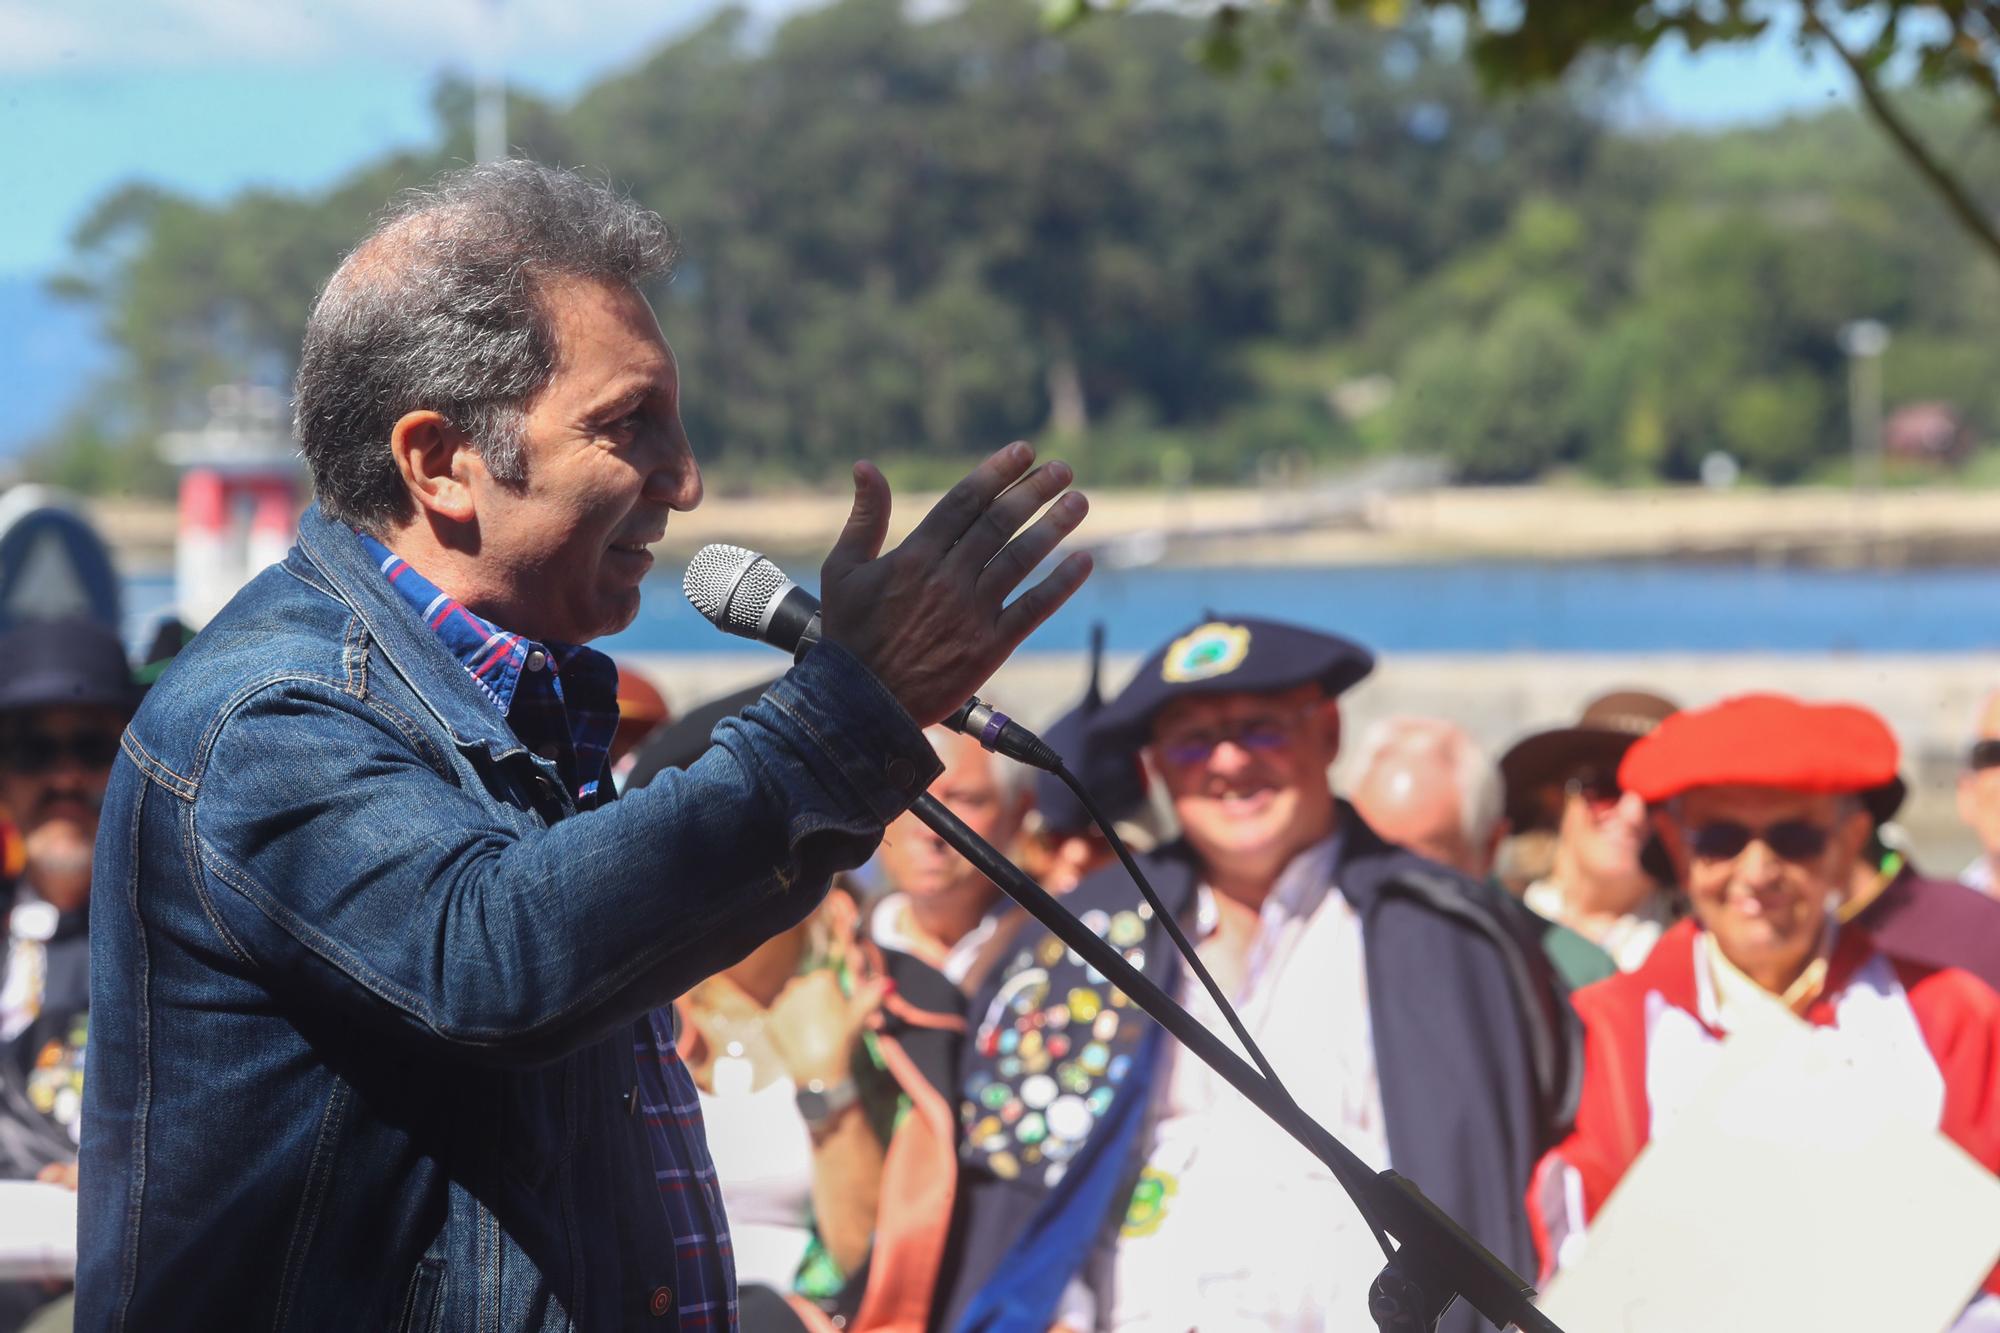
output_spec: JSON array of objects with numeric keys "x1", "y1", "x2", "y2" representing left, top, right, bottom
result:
[{"x1": 361, "y1": 531, "x2": 737, "y2": 1330}]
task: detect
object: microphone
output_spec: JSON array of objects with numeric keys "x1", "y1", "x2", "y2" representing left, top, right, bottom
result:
[
  {"x1": 682, "y1": 543, "x2": 822, "y2": 659},
  {"x1": 682, "y1": 542, "x2": 1061, "y2": 771}
]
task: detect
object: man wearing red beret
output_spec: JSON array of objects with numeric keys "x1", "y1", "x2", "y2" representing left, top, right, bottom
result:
[{"x1": 1527, "y1": 693, "x2": 2000, "y2": 1325}]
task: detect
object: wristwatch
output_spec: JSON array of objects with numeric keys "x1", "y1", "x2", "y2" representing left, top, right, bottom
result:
[{"x1": 795, "y1": 1077, "x2": 859, "y2": 1135}]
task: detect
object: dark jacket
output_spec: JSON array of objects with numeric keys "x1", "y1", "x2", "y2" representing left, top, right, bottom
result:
[
  {"x1": 1852, "y1": 863, "x2": 2000, "y2": 994},
  {"x1": 936, "y1": 807, "x2": 1577, "y2": 1333},
  {"x1": 79, "y1": 504, "x2": 942, "y2": 1332}
]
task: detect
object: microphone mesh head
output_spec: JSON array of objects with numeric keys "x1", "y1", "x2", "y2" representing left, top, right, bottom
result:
[{"x1": 683, "y1": 543, "x2": 786, "y2": 637}]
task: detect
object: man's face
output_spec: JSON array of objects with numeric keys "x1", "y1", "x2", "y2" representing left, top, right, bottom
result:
[
  {"x1": 1658, "y1": 785, "x2": 1866, "y2": 982},
  {"x1": 468, "y1": 275, "x2": 702, "y2": 645},
  {"x1": 1556, "y1": 766, "x2": 1650, "y2": 885},
  {"x1": 1148, "y1": 686, "x2": 1340, "y2": 880},
  {"x1": 0, "y1": 705, "x2": 125, "y2": 909},
  {"x1": 878, "y1": 735, "x2": 1025, "y2": 920}
]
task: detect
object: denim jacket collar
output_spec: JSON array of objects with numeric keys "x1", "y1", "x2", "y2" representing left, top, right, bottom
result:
[{"x1": 290, "y1": 502, "x2": 544, "y2": 764}]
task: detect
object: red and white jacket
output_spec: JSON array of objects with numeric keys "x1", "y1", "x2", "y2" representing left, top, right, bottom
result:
[{"x1": 1529, "y1": 917, "x2": 2000, "y2": 1304}]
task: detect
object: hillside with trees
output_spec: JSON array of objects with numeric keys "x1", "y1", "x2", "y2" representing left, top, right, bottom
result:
[{"x1": 30, "y1": 0, "x2": 2000, "y2": 495}]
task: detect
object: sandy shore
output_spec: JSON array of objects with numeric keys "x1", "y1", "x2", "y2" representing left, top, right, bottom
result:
[
  {"x1": 621, "y1": 648, "x2": 2000, "y2": 872},
  {"x1": 85, "y1": 482, "x2": 2000, "y2": 570}
]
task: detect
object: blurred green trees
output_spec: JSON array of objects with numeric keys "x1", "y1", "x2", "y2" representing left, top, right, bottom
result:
[{"x1": 32, "y1": 0, "x2": 2000, "y2": 493}]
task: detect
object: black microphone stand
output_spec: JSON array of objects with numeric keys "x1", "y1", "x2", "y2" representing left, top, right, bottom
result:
[{"x1": 909, "y1": 792, "x2": 1565, "y2": 1333}]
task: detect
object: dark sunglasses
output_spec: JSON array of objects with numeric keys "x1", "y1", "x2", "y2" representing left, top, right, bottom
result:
[
  {"x1": 1683, "y1": 818, "x2": 1832, "y2": 864},
  {"x1": 1970, "y1": 739, "x2": 2000, "y2": 771},
  {"x1": 1154, "y1": 710, "x2": 1308, "y2": 768},
  {"x1": 0, "y1": 729, "x2": 122, "y2": 775}
]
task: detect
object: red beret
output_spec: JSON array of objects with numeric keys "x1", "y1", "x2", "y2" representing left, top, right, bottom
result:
[{"x1": 1618, "y1": 693, "x2": 1899, "y2": 803}]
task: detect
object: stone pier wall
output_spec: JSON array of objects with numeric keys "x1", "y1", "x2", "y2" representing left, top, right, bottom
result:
[{"x1": 623, "y1": 650, "x2": 2000, "y2": 872}]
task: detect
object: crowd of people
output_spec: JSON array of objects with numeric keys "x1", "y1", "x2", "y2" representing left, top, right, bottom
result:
[
  {"x1": 8, "y1": 598, "x2": 1997, "y2": 1331},
  {"x1": 0, "y1": 160, "x2": 1996, "y2": 1331}
]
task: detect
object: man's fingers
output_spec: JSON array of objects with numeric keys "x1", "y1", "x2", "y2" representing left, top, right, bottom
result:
[
  {"x1": 994, "y1": 550, "x2": 1093, "y2": 646},
  {"x1": 823, "y1": 461, "x2": 892, "y2": 583},
  {"x1": 950, "y1": 461, "x2": 1076, "y2": 579},
  {"x1": 901, "y1": 441, "x2": 1035, "y2": 561},
  {"x1": 975, "y1": 490, "x2": 1088, "y2": 605}
]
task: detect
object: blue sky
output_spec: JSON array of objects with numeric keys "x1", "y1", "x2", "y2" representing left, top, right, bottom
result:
[{"x1": 0, "y1": 0, "x2": 1854, "y2": 284}]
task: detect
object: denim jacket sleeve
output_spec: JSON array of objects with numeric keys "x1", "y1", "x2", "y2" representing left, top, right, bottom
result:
[{"x1": 189, "y1": 640, "x2": 941, "y2": 1065}]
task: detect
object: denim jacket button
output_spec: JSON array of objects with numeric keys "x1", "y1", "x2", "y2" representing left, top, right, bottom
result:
[
  {"x1": 648, "y1": 1286, "x2": 672, "y2": 1317},
  {"x1": 885, "y1": 757, "x2": 916, "y2": 790}
]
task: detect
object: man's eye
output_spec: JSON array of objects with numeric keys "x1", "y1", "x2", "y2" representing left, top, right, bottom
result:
[{"x1": 605, "y1": 411, "x2": 643, "y2": 437}]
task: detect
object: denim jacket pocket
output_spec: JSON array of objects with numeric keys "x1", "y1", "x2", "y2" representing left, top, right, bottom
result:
[{"x1": 396, "y1": 1256, "x2": 444, "y2": 1333}]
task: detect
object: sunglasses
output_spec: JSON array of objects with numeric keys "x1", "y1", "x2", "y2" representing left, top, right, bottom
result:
[
  {"x1": 1682, "y1": 818, "x2": 1832, "y2": 864},
  {"x1": 1154, "y1": 709, "x2": 1311, "y2": 768},
  {"x1": 1970, "y1": 739, "x2": 2000, "y2": 771},
  {"x1": 0, "y1": 729, "x2": 122, "y2": 775}
]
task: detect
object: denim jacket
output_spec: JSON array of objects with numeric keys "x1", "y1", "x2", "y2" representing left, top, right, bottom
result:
[{"x1": 78, "y1": 505, "x2": 943, "y2": 1331}]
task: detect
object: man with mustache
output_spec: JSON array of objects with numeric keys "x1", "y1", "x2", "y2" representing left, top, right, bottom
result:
[{"x1": 0, "y1": 618, "x2": 139, "y2": 1329}]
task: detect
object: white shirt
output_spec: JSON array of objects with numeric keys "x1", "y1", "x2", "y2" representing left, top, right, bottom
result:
[
  {"x1": 696, "y1": 1071, "x2": 817, "y2": 1292},
  {"x1": 868, "y1": 891, "x2": 1002, "y2": 988},
  {"x1": 1961, "y1": 855, "x2": 1996, "y2": 897},
  {"x1": 0, "y1": 897, "x2": 59, "y2": 1044},
  {"x1": 1094, "y1": 833, "x2": 1390, "y2": 1332},
  {"x1": 1524, "y1": 878, "x2": 1676, "y2": 972}
]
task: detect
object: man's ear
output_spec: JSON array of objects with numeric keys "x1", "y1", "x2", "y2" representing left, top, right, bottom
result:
[
  {"x1": 1831, "y1": 806, "x2": 1875, "y2": 873},
  {"x1": 388, "y1": 410, "x2": 480, "y2": 524},
  {"x1": 1318, "y1": 697, "x2": 1343, "y2": 760}
]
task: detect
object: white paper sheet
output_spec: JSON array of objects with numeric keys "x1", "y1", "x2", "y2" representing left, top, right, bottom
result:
[
  {"x1": 1538, "y1": 1025, "x2": 2000, "y2": 1333},
  {"x1": 0, "y1": 1180, "x2": 75, "y2": 1282}
]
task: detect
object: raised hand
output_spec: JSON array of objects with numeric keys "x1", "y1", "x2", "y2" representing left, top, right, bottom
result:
[
  {"x1": 763, "y1": 967, "x2": 890, "y2": 1086},
  {"x1": 819, "y1": 442, "x2": 1091, "y2": 726}
]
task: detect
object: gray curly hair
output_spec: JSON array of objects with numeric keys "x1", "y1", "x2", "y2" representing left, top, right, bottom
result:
[{"x1": 293, "y1": 159, "x2": 678, "y2": 531}]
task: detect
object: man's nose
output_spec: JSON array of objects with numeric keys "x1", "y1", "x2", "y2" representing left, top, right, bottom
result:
[
  {"x1": 1205, "y1": 735, "x2": 1263, "y2": 776},
  {"x1": 644, "y1": 422, "x2": 704, "y2": 512}
]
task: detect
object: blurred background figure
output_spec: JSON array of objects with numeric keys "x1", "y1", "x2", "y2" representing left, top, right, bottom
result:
[
  {"x1": 1532, "y1": 694, "x2": 2000, "y2": 1329},
  {"x1": 608, "y1": 659, "x2": 672, "y2": 789},
  {"x1": 869, "y1": 723, "x2": 1032, "y2": 997},
  {"x1": 1352, "y1": 715, "x2": 1614, "y2": 988},
  {"x1": 1846, "y1": 775, "x2": 2000, "y2": 994},
  {"x1": 1956, "y1": 691, "x2": 2000, "y2": 897},
  {"x1": 1015, "y1": 625, "x2": 1152, "y2": 896},
  {"x1": 0, "y1": 618, "x2": 141, "y2": 1333},
  {"x1": 673, "y1": 890, "x2": 889, "y2": 1333},
  {"x1": 1349, "y1": 715, "x2": 1503, "y2": 876},
  {"x1": 1501, "y1": 691, "x2": 1681, "y2": 971}
]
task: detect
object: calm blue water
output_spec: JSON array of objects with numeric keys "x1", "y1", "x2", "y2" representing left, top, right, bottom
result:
[{"x1": 122, "y1": 560, "x2": 2000, "y2": 656}]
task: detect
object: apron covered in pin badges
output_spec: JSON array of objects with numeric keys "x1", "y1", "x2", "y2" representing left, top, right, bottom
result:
[{"x1": 961, "y1": 905, "x2": 1155, "y2": 1188}]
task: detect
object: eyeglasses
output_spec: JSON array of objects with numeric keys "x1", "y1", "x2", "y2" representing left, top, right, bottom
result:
[
  {"x1": 1153, "y1": 708, "x2": 1313, "y2": 768},
  {"x1": 1564, "y1": 769, "x2": 1624, "y2": 814},
  {"x1": 0, "y1": 729, "x2": 122, "y2": 775},
  {"x1": 1970, "y1": 739, "x2": 2000, "y2": 771},
  {"x1": 1683, "y1": 818, "x2": 1832, "y2": 864}
]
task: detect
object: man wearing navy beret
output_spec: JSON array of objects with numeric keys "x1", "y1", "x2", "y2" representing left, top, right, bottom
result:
[{"x1": 932, "y1": 615, "x2": 1575, "y2": 1333}]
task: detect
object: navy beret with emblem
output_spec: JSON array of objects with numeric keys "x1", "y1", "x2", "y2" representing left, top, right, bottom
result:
[{"x1": 1087, "y1": 614, "x2": 1375, "y2": 752}]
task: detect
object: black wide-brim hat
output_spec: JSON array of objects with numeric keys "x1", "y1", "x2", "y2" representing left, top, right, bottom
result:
[
  {"x1": 0, "y1": 617, "x2": 140, "y2": 715},
  {"x1": 1499, "y1": 689, "x2": 1678, "y2": 831},
  {"x1": 1088, "y1": 615, "x2": 1375, "y2": 754}
]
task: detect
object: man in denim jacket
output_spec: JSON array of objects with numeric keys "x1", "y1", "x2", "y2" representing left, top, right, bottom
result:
[{"x1": 76, "y1": 161, "x2": 1090, "y2": 1332}]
